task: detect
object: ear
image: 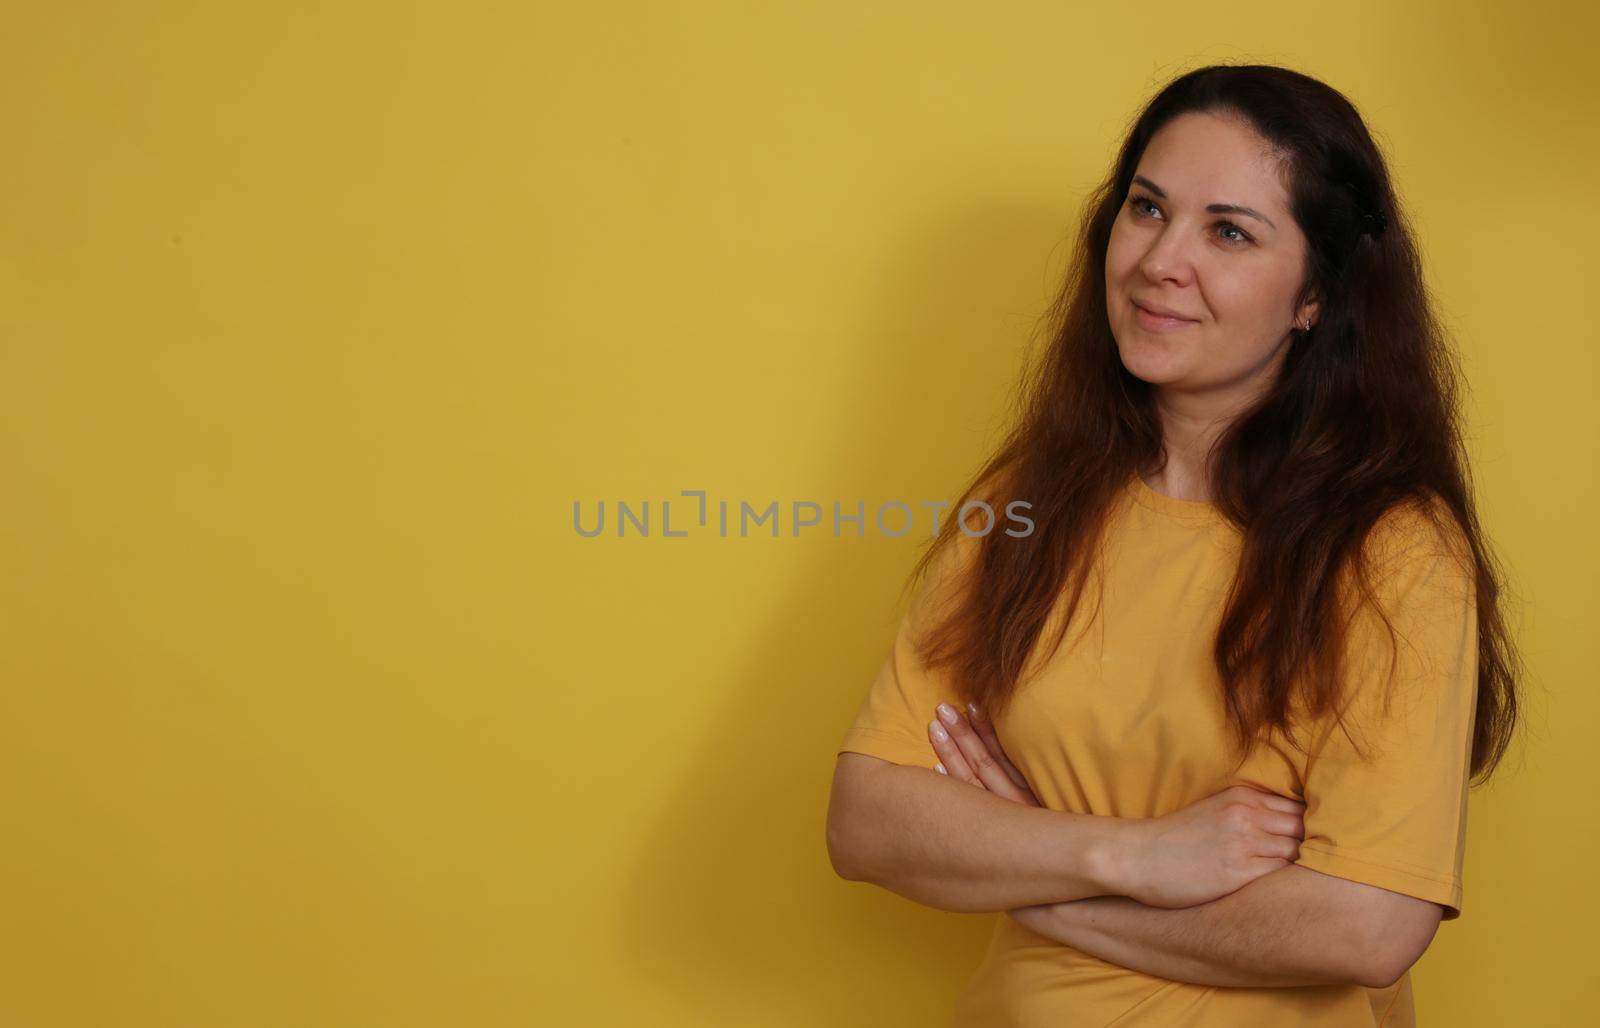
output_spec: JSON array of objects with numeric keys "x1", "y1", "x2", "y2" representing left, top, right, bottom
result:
[{"x1": 1297, "y1": 293, "x2": 1322, "y2": 330}]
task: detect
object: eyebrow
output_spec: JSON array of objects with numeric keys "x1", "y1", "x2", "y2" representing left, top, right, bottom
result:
[{"x1": 1131, "y1": 175, "x2": 1277, "y2": 230}]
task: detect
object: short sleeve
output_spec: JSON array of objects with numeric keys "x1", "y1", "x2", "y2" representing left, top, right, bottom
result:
[
  {"x1": 836, "y1": 530, "x2": 981, "y2": 768},
  {"x1": 1294, "y1": 505, "x2": 1479, "y2": 920}
]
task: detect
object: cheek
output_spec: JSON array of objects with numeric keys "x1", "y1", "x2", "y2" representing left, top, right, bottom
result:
[
  {"x1": 1208, "y1": 273, "x2": 1283, "y2": 328},
  {"x1": 1104, "y1": 227, "x2": 1134, "y2": 278}
]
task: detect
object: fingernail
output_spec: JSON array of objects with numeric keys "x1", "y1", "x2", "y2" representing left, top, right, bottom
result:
[
  {"x1": 935, "y1": 762, "x2": 948, "y2": 775},
  {"x1": 937, "y1": 703, "x2": 959, "y2": 726},
  {"x1": 929, "y1": 719, "x2": 949, "y2": 742},
  {"x1": 966, "y1": 702, "x2": 983, "y2": 722}
]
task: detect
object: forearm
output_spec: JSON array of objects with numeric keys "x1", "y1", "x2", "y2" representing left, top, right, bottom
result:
[
  {"x1": 1009, "y1": 864, "x2": 1373, "y2": 988},
  {"x1": 829, "y1": 760, "x2": 1126, "y2": 913}
]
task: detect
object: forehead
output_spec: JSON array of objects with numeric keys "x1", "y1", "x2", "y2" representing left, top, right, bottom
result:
[{"x1": 1135, "y1": 112, "x2": 1292, "y2": 216}]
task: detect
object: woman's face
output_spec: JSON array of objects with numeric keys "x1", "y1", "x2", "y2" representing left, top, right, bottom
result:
[{"x1": 1105, "y1": 111, "x2": 1317, "y2": 400}]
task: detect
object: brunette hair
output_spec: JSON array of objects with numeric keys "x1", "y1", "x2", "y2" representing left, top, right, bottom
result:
[{"x1": 907, "y1": 63, "x2": 1520, "y2": 782}]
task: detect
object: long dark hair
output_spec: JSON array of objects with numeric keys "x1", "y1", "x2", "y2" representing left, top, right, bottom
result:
[{"x1": 908, "y1": 63, "x2": 1520, "y2": 783}]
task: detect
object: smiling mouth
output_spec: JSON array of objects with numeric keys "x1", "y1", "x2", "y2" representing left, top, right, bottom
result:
[{"x1": 1132, "y1": 300, "x2": 1198, "y2": 329}]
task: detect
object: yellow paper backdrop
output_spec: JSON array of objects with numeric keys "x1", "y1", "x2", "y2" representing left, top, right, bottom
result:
[{"x1": 1, "y1": 2, "x2": 1592, "y2": 1024}]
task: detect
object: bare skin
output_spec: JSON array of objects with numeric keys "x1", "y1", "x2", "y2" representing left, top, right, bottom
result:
[
  {"x1": 826, "y1": 704, "x2": 1305, "y2": 916},
  {"x1": 923, "y1": 701, "x2": 1443, "y2": 989},
  {"x1": 925, "y1": 700, "x2": 1306, "y2": 910}
]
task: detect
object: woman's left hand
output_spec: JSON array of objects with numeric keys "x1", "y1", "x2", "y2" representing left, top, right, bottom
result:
[{"x1": 928, "y1": 701, "x2": 1041, "y2": 807}]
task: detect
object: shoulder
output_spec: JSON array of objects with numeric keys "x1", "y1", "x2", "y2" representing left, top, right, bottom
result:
[
  {"x1": 1361, "y1": 492, "x2": 1472, "y2": 575},
  {"x1": 905, "y1": 505, "x2": 988, "y2": 627},
  {"x1": 1343, "y1": 493, "x2": 1477, "y2": 635}
]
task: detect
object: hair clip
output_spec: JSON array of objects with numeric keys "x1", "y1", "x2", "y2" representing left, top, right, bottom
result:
[{"x1": 1360, "y1": 209, "x2": 1388, "y2": 240}]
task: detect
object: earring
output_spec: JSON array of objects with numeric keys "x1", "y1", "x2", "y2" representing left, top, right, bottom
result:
[{"x1": 1301, "y1": 317, "x2": 1313, "y2": 332}]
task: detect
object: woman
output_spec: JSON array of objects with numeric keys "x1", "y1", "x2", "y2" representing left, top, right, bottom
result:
[{"x1": 826, "y1": 64, "x2": 1521, "y2": 1026}]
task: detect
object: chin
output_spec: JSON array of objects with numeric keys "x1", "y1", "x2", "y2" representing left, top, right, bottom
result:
[{"x1": 1113, "y1": 330, "x2": 1193, "y2": 385}]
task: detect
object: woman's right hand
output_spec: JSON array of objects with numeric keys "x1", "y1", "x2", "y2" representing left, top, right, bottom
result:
[{"x1": 1113, "y1": 785, "x2": 1306, "y2": 909}]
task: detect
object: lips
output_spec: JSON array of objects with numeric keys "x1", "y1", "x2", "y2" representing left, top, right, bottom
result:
[
  {"x1": 1132, "y1": 299, "x2": 1199, "y2": 333},
  {"x1": 1132, "y1": 299, "x2": 1197, "y2": 321}
]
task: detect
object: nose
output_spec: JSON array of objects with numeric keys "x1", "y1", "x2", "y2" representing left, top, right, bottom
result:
[{"x1": 1136, "y1": 224, "x2": 1197, "y2": 287}]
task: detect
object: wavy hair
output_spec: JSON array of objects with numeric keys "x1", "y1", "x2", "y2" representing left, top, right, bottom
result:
[{"x1": 908, "y1": 63, "x2": 1520, "y2": 783}]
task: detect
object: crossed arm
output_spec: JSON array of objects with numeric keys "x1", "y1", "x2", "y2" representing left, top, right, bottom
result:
[
  {"x1": 1008, "y1": 860, "x2": 1442, "y2": 989},
  {"x1": 916, "y1": 704, "x2": 1443, "y2": 990}
]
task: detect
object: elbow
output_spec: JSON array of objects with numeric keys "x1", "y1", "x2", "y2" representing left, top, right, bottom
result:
[
  {"x1": 1351, "y1": 901, "x2": 1444, "y2": 989},
  {"x1": 826, "y1": 778, "x2": 878, "y2": 882},
  {"x1": 826, "y1": 753, "x2": 893, "y2": 883},
  {"x1": 826, "y1": 812, "x2": 866, "y2": 881},
  {"x1": 1354, "y1": 957, "x2": 1408, "y2": 991},
  {"x1": 1356, "y1": 955, "x2": 1415, "y2": 991}
]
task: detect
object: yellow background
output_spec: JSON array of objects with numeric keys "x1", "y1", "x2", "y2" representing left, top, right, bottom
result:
[{"x1": 1, "y1": 2, "x2": 1593, "y2": 1024}]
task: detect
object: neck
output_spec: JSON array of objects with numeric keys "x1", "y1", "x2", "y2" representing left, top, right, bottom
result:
[{"x1": 1147, "y1": 380, "x2": 1269, "y2": 503}]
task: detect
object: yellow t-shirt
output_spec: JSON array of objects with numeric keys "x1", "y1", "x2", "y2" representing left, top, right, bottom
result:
[{"x1": 837, "y1": 471, "x2": 1478, "y2": 1027}]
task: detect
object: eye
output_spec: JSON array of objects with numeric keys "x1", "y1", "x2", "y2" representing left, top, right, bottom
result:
[
  {"x1": 1126, "y1": 194, "x2": 1254, "y2": 246},
  {"x1": 1216, "y1": 221, "x2": 1253, "y2": 245}
]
